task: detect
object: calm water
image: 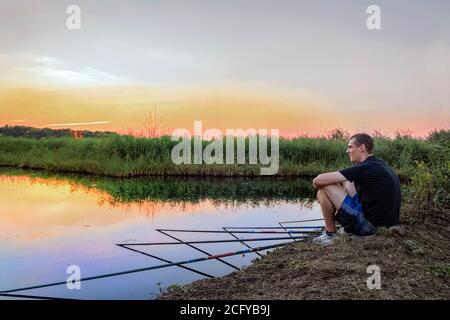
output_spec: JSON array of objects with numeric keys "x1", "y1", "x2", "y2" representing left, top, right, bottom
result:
[{"x1": 0, "y1": 168, "x2": 322, "y2": 299}]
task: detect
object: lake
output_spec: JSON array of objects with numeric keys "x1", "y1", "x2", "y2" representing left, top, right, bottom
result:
[{"x1": 0, "y1": 168, "x2": 323, "y2": 299}]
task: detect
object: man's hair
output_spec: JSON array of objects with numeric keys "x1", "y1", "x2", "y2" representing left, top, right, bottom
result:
[{"x1": 349, "y1": 133, "x2": 374, "y2": 153}]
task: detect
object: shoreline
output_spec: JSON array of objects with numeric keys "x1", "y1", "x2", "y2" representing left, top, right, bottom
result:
[{"x1": 159, "y1": 206, "x2": 449, "y2": 300}]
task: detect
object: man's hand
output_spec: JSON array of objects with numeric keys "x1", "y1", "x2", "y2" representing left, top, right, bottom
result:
[{"x1": 313, "y1": 172, "x2": 347, "y2": 189}]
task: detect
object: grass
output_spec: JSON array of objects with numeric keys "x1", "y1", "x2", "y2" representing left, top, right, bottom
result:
[
  {"x1": 427, "y1": 264, "x2": 450, "y2": 280},
  {"x1": 0, "y1": 131, "x2": 447, "y2": 178}
]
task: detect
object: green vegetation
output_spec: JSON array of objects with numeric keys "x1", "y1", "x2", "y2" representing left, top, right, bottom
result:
[
  {"x1": 0, "y1": 126, "x2": 448, "y2": 180},
  {"x1": 401, "y1": 130, "x2": 449, "y2": 217},
  {"x1": 0, "y1": 125, "x2": 116, "y2": 139},
  {"x1": 427, "y1": 264, "x2": 450, "y2": 280}
]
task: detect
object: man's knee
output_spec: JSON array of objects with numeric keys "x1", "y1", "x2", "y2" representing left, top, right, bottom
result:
[
  {"x1": 319, "y1": 184, "x2": 347, "y2": 208},
  {"x1": 321, "y1": 184, "x2": 342, "y2": 194},
  {"x1": 343, "y1": 181, "x2": 356, "y2": 197}
]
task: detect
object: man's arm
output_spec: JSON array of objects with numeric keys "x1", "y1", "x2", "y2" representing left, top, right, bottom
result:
[{"x1": 313, "y1": 171, "x2": 347, "y2": 189}]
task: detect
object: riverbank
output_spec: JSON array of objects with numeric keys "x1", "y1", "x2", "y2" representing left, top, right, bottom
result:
[{"x1": 160, "y1": 205, "x2": 449, "y2": 299}]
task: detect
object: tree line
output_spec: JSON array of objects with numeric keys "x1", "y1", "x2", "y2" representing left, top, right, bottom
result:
[{"x1": 0, "y1": 125, "x2": 117, "y2": 139}]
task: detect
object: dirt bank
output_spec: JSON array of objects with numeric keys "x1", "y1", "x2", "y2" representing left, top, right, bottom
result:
[{"x1": 160, "y1": 207, "x2": 449, "y2": 300}]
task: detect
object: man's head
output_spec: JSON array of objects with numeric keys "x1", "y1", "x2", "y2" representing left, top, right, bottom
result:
[{"x1": 346, "y1": 133, "x2": 374, "y2": 163}]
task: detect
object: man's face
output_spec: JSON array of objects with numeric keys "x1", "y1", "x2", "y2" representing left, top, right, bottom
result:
[{"x1": 346, "y1": 138, "x2": 363, "y2": 163}]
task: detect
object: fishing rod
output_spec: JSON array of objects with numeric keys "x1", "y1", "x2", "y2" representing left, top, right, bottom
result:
[
  {"x1": 156, "y1": 229, "x2": 240, "y2": 270},
  {"x1": 116, "y1": 235, "x2": 315, "y2": 246},
  {"x1": 156, "y1": 228, "x2": 321, "y2": 234},
  {"x1": 117, "y1": 244, "x2": 214, "y2": 278},
  {"x1": 278, "y1": 218, "x2": 324, "y2": 224},
  {"x1": 222, "y1": 225, "x2": 323, "y2": 230},
  {"x1": 0, "y1": 293, "x2": 78, "y2": 300},
  {"x1": 278, "y1": 222, "x2": 298, "y2": 242},
  {"x1": 0, "y1": 241, "x2": 293, "y2": 295},
  {"x1": 222, "y1": 227, "x2": 263, "y2": 258}
]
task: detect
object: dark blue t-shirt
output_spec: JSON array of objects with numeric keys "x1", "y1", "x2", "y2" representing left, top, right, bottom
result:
[{"x1": 340, "y1": 155, "x2": 401, "y2": 227}]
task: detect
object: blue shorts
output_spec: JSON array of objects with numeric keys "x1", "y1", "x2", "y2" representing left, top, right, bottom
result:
[{"x1": 335, "y1": 194, "x2": 376, "y2": 236}]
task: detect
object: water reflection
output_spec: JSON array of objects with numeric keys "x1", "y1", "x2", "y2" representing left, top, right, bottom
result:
[
  {"x1": 0, "y1": 167, "x2": 321, "y2": 299},
  {"x1": 0, "y1": 167, "x2": 316, "y2": 202}
]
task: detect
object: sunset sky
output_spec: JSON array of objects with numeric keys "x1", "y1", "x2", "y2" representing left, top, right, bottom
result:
[{"x1": 0, "y1": 0, "x2": 449, "y2": 136}]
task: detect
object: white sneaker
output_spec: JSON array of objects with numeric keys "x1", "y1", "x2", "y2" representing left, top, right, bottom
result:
[
  {"x1": 312, "y1": 230, "x2": 337, "y2": 246},
  {"x1": 337, "y1": 226, "x2": 351, "y2": 237}
]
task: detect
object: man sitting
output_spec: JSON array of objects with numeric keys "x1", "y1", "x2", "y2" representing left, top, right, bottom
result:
[{"x1": 312, "y1": 133, "x2": 401, "y2": 246}]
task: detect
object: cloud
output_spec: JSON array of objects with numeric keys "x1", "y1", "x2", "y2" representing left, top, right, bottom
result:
[
  {"x1": 1, "y1": 54, "x2": 127, "y2": 87},
  {"x1": 47, "y1": 121, "x2": 112, "y2": 127}
]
